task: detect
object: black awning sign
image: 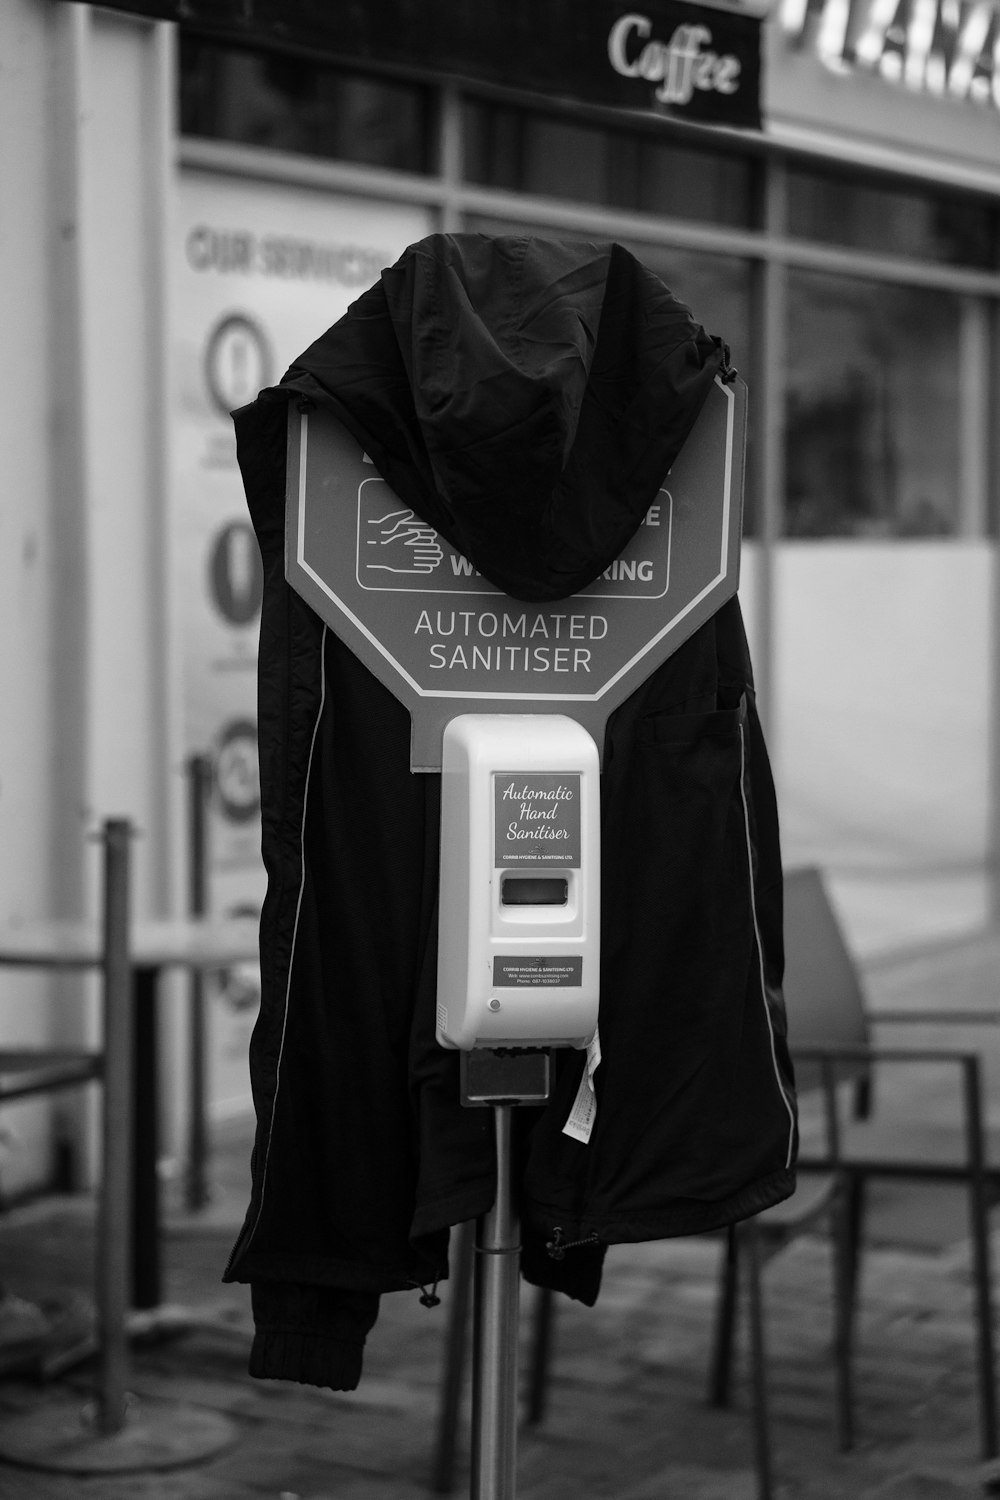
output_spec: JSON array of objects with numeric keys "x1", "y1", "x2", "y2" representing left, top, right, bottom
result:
[
  {"x1": 608, "y1": 11, "x2": 744, "y2": 109},
  {"x1": 61, "y1": 0, "x2": 762, "y2": 131},
  {"x1": 600, "y1": 5, "x2": 762, "y2": 125}
]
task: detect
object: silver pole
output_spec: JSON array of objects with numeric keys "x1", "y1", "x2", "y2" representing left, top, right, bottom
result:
[
  {"x1": 95, "y1": 818, "x2": 134, "y2": 1435},
  {"x1": 471, "y1": 1103, "x2": 521, "y2": 1500},
  {"x1": 186, "y1": 753, "x2": 211, "y2": 1211}
]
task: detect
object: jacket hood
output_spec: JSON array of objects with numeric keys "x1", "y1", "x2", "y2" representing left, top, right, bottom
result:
[{"x1": 265, "y1": 232, "x2": 731, "y2": 602}]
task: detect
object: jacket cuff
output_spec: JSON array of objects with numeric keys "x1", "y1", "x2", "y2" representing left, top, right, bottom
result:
[
  {"x1": 520, "y1": 1225, "x2": 606, "y2": 1306},
  {"x1": 249, "y1": 1281, "x2": 381, "y2": 1391}
]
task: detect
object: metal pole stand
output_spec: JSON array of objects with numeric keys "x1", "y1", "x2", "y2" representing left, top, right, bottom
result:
[
  {"x1": 0, "y1": 820, "x2": 237, "y2": 1478},
  {"x1": 462, "y1": 1049, "x2": 550, "y2": 1500},
  {"x1": 185, "y1": 752, "x2": 213, "y2": 1212}
]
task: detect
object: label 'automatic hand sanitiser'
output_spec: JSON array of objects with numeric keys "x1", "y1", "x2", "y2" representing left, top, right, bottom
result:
[{"x1": 435, "y1": 714, "x2": 600, "y2": 1051}]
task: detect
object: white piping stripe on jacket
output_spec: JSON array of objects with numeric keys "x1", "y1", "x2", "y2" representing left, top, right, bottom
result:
[
  {"x1": 738, "y1": 718, "x2": 797, "y2": 1170},
  {"x1": 242, "y1": 624, "x2": 329, "y2": 1253}
]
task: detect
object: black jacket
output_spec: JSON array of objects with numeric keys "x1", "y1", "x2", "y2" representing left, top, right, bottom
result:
[{"x1": 224, "y1": 234, "x2": 797, "y2": 1392}]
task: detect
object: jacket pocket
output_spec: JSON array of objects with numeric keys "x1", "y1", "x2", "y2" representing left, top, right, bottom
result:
[
  {"x1": 636, "y1": 702, "x2": 744, "y2": 749},
  {"x1": 595, "y1": 693, "x2": 783, "y2": 1201},
  {"x1": 608, "y1": 696, "x2": 748, "y2": 948},
  {"x1": 598, "y1": 696, "x2": 754, "y2": 1179}
]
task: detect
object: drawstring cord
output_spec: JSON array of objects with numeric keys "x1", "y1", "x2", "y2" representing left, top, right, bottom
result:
[
  {"x1": 545, "y1": 1226, "x2": 601, "y2": 1261},
  {"x1": 414, "y1": 1227, "x2": 600, "y2": 1293}
]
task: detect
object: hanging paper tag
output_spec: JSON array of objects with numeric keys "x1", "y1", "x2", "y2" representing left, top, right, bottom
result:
[{"x1": 562, "y1": 1027, "x2": 601, "y2": 1144}]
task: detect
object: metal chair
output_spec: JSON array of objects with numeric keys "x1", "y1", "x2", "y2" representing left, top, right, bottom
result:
[
  {"x1": 784, "y1": 865, "x2": 1000, "y2": 1460},
  {"x1": 717, "y1": 865, "x2": 1000, "y2": 1467}
]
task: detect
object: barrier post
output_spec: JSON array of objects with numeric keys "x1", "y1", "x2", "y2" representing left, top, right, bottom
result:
[
  {"x1": 95, "y1": 816, "x2": 134, "y2": 1435},
  {"x1": 0, "y1": 818, "x2": 240, "y2": 1474},
  {"x1": 471, "y1": 1103, "x2": 521, "y2": 1500},
  {"x1": 185, "y1": 752, "x2": 213, "y2": 1211},
  {"x1": 459, "y1": 1049, "x2": 551, "y2": 1499}
]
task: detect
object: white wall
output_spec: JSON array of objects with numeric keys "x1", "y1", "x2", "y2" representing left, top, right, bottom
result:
[
  {"x1": 744, "y1": 541, "x2": 996, "y2": 957},
  {"x1": 0, "y1": 0, "x2": 62, "y2": 1191},
  {"x1": 776, "y1": 543, "x2": 992, "y2": 869},
  {"x1": 0, "y1": 1, "x2": 180, "y2": 1194},
  {"x1": 0, "y1": 2, "x2": 54, "y2": 927},
  {"x1": 68, "y1": 6, "x2": 178, "y2": 917}
]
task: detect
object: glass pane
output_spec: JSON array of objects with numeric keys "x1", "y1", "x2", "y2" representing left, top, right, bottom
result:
[
  {"x1": 784, "y1": 271, "x2": 961, "y2": 537},
  {"x1": 463, "y1": 101, "x2": 755, "y2": 228},
  {"x1": 179, "y1": 38, "x2": 431, "y2": 173},
  {"x1": 632, "y1": 136, "x2": 755, "y2": 226},
  {"x1": 787, "y1": 166, "x2": 997, "y2": 269}
]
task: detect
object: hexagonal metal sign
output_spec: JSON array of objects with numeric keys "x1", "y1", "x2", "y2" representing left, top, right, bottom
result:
[{"x1": 286, "y1": 375, "x2": 746, "y2": 770}]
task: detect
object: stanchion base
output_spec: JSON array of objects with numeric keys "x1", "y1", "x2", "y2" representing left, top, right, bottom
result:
[{"x1": 0, "y1": 1392, "x2": 238, "y2": 1474}]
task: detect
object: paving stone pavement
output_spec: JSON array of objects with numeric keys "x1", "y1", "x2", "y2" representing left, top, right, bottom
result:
[
  {"x1": 0, "y1": 922, "x2": 997, "y2": 1500},
  {"x1": 0, "y1": 1193, "x2": 996, "y2": 1500}
]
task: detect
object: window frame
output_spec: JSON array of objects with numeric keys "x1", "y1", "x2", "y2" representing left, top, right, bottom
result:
[{"x1": 176, "y1": 55, "x2": 1000, "y2": 552}]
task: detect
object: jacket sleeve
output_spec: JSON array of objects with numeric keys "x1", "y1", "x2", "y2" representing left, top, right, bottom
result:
[{"x1": 249, "y1": 1283, "x2": 381, "y2": 1391}]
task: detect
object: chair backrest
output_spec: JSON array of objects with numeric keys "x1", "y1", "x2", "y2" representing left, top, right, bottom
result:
[{"x1": 782, "y1": 866, "x2": 870, "y2": 1091}]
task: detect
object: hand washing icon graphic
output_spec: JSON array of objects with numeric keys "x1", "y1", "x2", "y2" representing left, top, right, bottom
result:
[{"x1": 363, "y1": 484, "x2": 444, "y2": 577}]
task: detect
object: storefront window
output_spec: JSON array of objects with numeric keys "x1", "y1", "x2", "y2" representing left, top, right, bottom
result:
[
  {"x1": 787, "y1": 165, "x2": 997, "y2": 270},
  {"x1": 463, "y1": 101, "x2": 756, "y2": 228},
  {"x1": 784, "y1": 271, "x2": 961, "y2": 537},
  {"x1": 179, "y1": 39, "x2": 432, "y2": 173}
]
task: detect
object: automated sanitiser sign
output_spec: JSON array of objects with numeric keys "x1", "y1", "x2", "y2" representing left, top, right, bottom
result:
[{"x1": 285, "y1": 375, "x2": 746, "y2": 770}]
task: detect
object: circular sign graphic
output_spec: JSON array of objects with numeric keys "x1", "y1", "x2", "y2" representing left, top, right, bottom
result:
[
  {"x1": 205, "y1": 314, "x2": 272, "y2": 415},
  {"x1": 214, "y1": 718, "x2": 261, "y2": 824},
  {"x1": 209, "y1": 521, "x2": 264, "y2": 626}
]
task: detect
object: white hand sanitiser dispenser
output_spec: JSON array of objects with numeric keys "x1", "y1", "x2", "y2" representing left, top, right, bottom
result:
[{"x1": 435, "y1": 714, "x2": 600, "y2": 1051}]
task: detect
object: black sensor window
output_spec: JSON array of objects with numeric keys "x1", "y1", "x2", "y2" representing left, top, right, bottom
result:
[{"x1": 501, "y1": 877, "x2": 568, "y2": 906}]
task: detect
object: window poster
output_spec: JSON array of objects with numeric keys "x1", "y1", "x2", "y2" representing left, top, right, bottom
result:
[{"x1": 174, "y1": 170, "x2": 431, "y2": 1112}]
